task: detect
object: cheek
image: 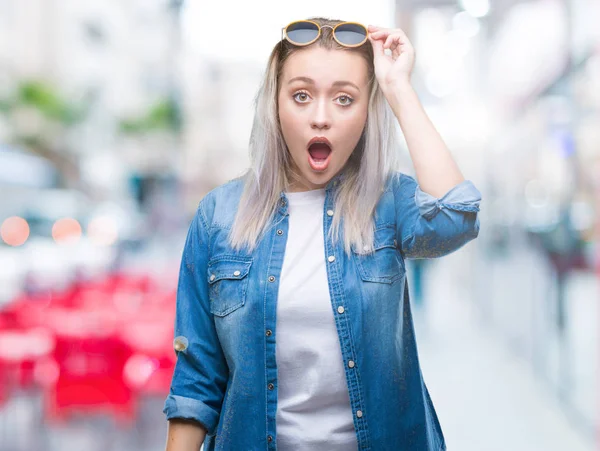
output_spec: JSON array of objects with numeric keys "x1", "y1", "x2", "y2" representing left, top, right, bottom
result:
[
  {"x1": 278, "y1": 96, "x2": 299, "y2": 138},
  {"x1": 353, "y1": 105, "x2": 369, "y2": 127},
  {"x1": 342, "y1": 110, "x2": 368, "y2": 141}
]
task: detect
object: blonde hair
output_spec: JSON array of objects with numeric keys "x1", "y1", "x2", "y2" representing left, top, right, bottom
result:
[{"x1": 229, "y1": 17, "x2": 401, "y2": 255}]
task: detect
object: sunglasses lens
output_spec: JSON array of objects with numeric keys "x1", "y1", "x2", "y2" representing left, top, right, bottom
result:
[
  {"x1": 334, "y1": 23, "x2": 367, "y2": 45},
  {"x1": 286, "y1": 21, "x2": 319, "y2": 45}
]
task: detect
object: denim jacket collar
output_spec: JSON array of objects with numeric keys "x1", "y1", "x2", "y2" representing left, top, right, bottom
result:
[{"x1": 277, "y1": 171, "x2": 345, "y2": 217}]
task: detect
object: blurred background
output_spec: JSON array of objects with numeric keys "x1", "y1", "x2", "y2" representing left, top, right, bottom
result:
[{"x1": 0, "y1": 0, "x2": 598, "y2": 450}]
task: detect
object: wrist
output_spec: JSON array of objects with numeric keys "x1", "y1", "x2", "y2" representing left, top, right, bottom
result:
[{"x1": 381, "y1": 80, "x2": 415, "y2": 110}]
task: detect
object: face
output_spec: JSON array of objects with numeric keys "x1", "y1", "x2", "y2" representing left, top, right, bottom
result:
[{"x1": 278, "y1": 46, "x2": 370, "y2": 192}]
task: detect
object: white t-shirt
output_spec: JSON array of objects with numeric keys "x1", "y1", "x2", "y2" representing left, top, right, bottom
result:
[{"x1": 275, "y1": 188, "x2": 358, "y2": 451}]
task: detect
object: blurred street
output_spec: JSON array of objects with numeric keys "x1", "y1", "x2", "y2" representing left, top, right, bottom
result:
[
  {"x1": 1, "y1": 0, "x2": 599, "y2": 449},
  {"x1": 415, "y1": 250, "x2": 596, "y2": 451}
]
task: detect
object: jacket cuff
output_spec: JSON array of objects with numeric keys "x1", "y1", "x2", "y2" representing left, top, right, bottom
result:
[
  {"x1": 163, "y1": 394, "x2": 220, "y2": 436},
  {"x1": 415, "y1": 180, "x2": 482, "y2": 220}
]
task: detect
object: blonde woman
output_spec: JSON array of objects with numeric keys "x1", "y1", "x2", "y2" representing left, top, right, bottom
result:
[{"x1": 164, "y1": 17, "x2": 481, "y2": 451}]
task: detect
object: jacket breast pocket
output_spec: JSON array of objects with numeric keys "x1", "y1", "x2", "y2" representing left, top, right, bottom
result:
[
  {"x1": 207, "y1": 256, "x2": 252, "y2": 317},
  {"x1": 352, "y1": 226, "x2": 405, "y2": 284}
]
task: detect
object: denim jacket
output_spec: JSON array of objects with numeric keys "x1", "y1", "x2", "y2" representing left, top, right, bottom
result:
[{"x1": 163, "y1": 171, "x2": 482, "y2": 451}]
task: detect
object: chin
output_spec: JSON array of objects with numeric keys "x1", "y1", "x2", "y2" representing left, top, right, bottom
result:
[
  {"x1": 295, "y1": 172, "x2": 328, "y2": 190},
  {"x1": 307, "y1": 168, "x2": 333, "y2": 182}
]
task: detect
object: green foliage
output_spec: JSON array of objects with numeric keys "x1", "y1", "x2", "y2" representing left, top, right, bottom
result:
[
  {"x1": 0, "y1": 80, "x2": 86, "y2": 125},
  {"x1": 17, "y1": 81, "x2": 85, "y2": 125},
  {"x1": 119, "y1": 97, "x2": 181, "y2": 135}
]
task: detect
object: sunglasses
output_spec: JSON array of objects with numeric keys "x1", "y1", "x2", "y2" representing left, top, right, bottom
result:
[{"x1": 281, "y1": 20, "x2": 369, "y2": 48}]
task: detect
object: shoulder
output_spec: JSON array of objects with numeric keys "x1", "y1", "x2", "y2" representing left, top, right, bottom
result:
[
  {"x1": 196, "y1": 173, "x2": 248, "y2": 230},
  {"x1": 386, "y1": 170, "x2": 418, "y2": 200}
]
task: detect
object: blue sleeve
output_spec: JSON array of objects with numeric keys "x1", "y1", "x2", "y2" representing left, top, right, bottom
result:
[
  {"x1": 163, "y1": 204, "x2": 228, "y2": 436},
  {"x1": 393, "y1": 173, "x2": 482, "y2": 259}
]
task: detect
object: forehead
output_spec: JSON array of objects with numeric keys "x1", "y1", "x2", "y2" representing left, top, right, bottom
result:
[{"x1": 281, "y1": 47, "x2": 369, "y2": 87}]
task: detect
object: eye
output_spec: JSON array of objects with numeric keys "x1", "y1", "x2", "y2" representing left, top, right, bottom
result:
[
  {"x1": 336, "y1": 95, "x2": 354, "y2": 106},
  {"x1": 293, "y1": 91, "x2": 310, "y2": 103}
]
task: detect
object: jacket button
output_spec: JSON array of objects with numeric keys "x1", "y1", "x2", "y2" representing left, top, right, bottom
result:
[
  {"x1": 348, "y1": 360, "x2": 355, "y2": 368},
  {"x1": 173, "y1": 336, "x2": 189, "y2": 352},
  {"x1": 266, "y1": 329, "x2": 272, "y2": 336},
  {"x1": 327, "y1": 209, "x2": 334, "y2": 217},
  {"x1": 268, "y1": 276, "x2": 276, "y2": 283},
  {"x1": 210, "y1": 274, "x2": 216, "y2": 281},
  {"x1": 233, "y1": 270, "x2": 241, "y2": 276},
  {"x1": 337, "y1": 306, "x2": 345, "y2": 314},
  {"x1": 328, "y1": 255, "x2": 335, "y2": 263},
  {"x1": 268, "y1": 383, "x2": 274, "y2": 390},
  {"x1": 277, "y1": 229, "x2": 283, "y2": 235},
  {"x1": 356, "y1": 410, "x2": 363, "y2": 418},
  {"x1": 267, "y1": 435, "x2": 273, "y2": 442}
]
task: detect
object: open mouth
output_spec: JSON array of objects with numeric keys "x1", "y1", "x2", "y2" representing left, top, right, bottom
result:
[{"x1": 307, "y1": 140, "x2": 332, "y2": 172}]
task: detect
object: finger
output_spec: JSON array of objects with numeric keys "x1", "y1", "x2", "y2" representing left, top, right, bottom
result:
[
  {"x1": 368, "y1": 33, "x2": 385, "y2": 55},
  {"x1": 383, "y1": 34, "x2": 399, "y2": 50},
  {"x1": 393, "y1": 43, "x2": 404, "y2": 59},
  {"x1": 370, "y1": 28, "x2": 391, "y2": 36},
  {"x1": 374, "y1": 28, "x2": 409, "y2": 43},
  {"x1": 393, "y1": 28, "x2": 410, "y2": 43},
  {"x1": 369, "y1": 30, "x2": 390, "y2": 40}
]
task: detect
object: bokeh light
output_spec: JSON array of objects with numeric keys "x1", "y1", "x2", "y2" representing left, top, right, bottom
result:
[
  {"x1": 1, "y1": 216, "x2": 30, "y2": 246},
  {"x1": 87, "y1": 216, "x2": 119, "y2": 246},
  {"x1": 459, "y1": 0, "x2": 490, "y2": 18},
  {"x1": 52, "y1": 218, "x2": 82, "y2": 244}
]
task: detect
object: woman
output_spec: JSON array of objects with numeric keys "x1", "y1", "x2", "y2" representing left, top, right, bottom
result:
[{"x1": 164, "y1": 17, "x2": 481, "y2": 451}]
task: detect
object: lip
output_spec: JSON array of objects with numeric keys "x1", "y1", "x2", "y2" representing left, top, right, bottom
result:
[
  {"x1": 306, "y1": 136, "x2": 333, "y2": 173},
  {"x1": 307, "y1": 136, "x2": 333, "y2": 149}
]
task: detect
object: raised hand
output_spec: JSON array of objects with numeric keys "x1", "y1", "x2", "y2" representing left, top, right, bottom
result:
[{"x1": 367, "y1": 25, "x2": 415, "y2": 92}]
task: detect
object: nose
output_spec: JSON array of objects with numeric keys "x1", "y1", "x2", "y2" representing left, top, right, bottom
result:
[{"x1": 310, "y1": 98, "x2": 331, "y2": 130}]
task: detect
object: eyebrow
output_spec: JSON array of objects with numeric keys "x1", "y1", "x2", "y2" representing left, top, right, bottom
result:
[{"x1": 287, "y1": 76, "x2": 361, "y2": 92}]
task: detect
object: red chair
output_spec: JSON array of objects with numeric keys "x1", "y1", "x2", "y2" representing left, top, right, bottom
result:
[
  {"x1": 43, "y1": 310, "x2": 136, "y2": 426},
  {"x1": 0, "y1": 327, "x2": 55, "y2": 394},
  {"x1": 120, "y1": 310, "x2": 175, "y2": 396},
  {"x1": 1, "y1": 270, "x2": 175, "y2": 426}
]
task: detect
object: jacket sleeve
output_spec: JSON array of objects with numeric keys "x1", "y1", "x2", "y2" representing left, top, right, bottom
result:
[
  {"x1": 163, "y1": 204, "x2": 228, "y2": 436},
  {"x1": 393, "y1": 172, "x2": 482, "y2": 259}
]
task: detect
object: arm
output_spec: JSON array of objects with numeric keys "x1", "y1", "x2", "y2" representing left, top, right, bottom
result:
[
  {"x1": 368, "y1": 26, "x2": 482, "y2": 257},
  {"x1": 368, "y1": 25, "x2": 465, "y2": 198},
  {"x1": 394, "y1": 173, "x2": 481, "y2": 259},
  {"x1": 166, "y1": 419, "x2": 206, "y2": 451},
  {"x1": 163, "y1": 204, "x2": 229, "y2": 447},
  {"x1": 386, "y1": 82, "x2": 465, "y2": 198},
  {"x1": 386, "y1": 69, "x2": 482, "y2": 258}
]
